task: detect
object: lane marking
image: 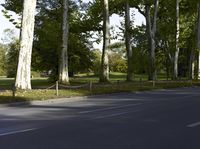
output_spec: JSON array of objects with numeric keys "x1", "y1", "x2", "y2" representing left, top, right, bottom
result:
[
  {"x1": 79, "y1": 103, "x2": 143, "y2": 114},
  {"x1": 92, "y1": 109, "x2": 142, "y2": 120},
  {"x1": 0, "y1": 128, "x2": 38, "y2": 137},
  {"x1": 187, "y1": 121, "x2": 200, "y2": 128}
]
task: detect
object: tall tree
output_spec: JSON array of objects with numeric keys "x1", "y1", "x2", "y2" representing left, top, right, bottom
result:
[
  {"x1": 100, "y1": 0, "x2": 110, "y2": 82},
  {"x1": 125, "y1": 0, "x2": 133, "y2": 81},
  {"x1": 187, "y1": 2, "x2": 200, "y2": 80},
  {"x1": 145, "y1": 0, "x2": 159, "y2": 80},
  {"x1": 59, "y1": 0, "x2": 69, "y2": 84},
  {"x1": 197, "y1": 3, "x2": 200, "y2": 79},
  {"x1": 173, "y1": 0, "x2": 180, "y2": 79},
  {"x1": 15, "y1": 0, "x2": 37, "y2": 90}
]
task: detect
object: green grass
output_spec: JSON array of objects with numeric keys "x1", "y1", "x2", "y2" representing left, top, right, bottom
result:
[
  {"x1": 0, "y1": 72, "x2": 127, "y2": 89},
  {"x1": 0, "y1": 72, "x2": 199, "y2": 104},
  {"x1": 0, "y1": 72, "x2": 180, "y2": 89},
  {"x1": 0, "y1": 78, "x2": 52, "y2": 90},
  {"x1": 71, "y1": 72, "x2": 147, "y2": 83},
  {"x1": 0, "y1": 89, "x2": 90, "y2": 104}
]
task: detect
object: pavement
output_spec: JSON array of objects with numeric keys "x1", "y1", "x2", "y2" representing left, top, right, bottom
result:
[{"x1": 0, "y1": 87, "x2": 200, "y2": 149}]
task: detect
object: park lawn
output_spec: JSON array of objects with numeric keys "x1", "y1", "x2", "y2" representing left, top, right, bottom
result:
[
  {"x1": 0, "y1": 72, "x2": 176, "y2": 90},
  {"x1": 0, "y1": 72, "x2": 129, "y2": 90},
  {"x1": 0, "y1": 78, "x2": 52, "y2": 90}
]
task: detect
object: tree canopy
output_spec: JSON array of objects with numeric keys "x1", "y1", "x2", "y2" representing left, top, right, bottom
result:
[{"x1": 1, "y1": 0, "x2": 200, "y2": 89}]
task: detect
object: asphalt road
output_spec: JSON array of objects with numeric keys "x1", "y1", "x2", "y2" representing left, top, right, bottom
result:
[{"x1": 0, "y1": 87, "x2": 200, "y2": 149}]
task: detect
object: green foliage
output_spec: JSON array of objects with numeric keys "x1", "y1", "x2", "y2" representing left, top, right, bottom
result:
[
  {"x1": 131, "y1": 25, "x2": 148, "y2": 74},
  {"x1": 1, "y1": 0, "x2": 22, "y2": 29},
  {"x1": 0, "y1": 44, "x2": 6, "y2": 76},
  {"x1": 31, "y1": 0, "x2": 95, "y2": 80},
  {"x1": 109, "y1": 52, "x2": 127, "y2": 73},
  {"x1": 68, "y1": 33, "x2": 94, "y2": 74},
  {"x1": 79, "y1": 0, "x2": 103, "y2": 32},
  {"x1": 91, "y1": 49, "x2": 101, "y2": 75},
  {"x1": 2, "y1": 0, "x2": 200, "y2": 83},
  {"x1": 132, "y1": 47, "x2": 148, "y2": 74},
  {"x1": 5, "y1": 40, "x2": 19, "y2": 78},
  {"x1": 2, "y1": 0, "x2": 23, "y2": 14}
]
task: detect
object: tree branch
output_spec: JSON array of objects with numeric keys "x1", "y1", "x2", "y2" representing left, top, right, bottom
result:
[
  {"x1": 133, "y1": 5, "x2": 145, "y2": 17},
  {"x1": 152, "y1": 0, "x2": 159, "y2": 34}
]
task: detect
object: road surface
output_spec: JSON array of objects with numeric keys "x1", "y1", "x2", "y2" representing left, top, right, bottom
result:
[{"x1": 0, "y1": 87, "x2": 200, "y2": 149}]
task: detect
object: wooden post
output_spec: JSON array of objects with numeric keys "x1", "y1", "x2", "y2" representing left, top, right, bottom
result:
[
  {"x1": 190, "y1": 80, "x2": 193, "y2": 86},
  {"x1": 153, "y1": 80, "x2": 155, "y2": 87},
  {"x1": 56, "y1": 81, "x2": 59, "y2": 96},
  {"x1": 89, "y1": 81, "x2": 93, "y2": 92}
]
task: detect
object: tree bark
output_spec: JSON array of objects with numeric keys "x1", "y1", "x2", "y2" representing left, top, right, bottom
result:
[
  {"x1": 189, "y1": 50, "x2": 195, "y2": 80},
  {"x1": 100, "y1": 0, "x2": 109, "y2": 82},
  {"x1": 198, "y1": 52, "x2": 200, "y2": 79},
  {"x1": 197, "y1": 4, "x2": 200, "y2": 79},
  {"x1": 125, "y1": 0, "x2": 133, "y2": 81},
  {"x1": 173, "y1": 0, "x2": 180, "y2": 80},
  {"x1": 15, "y1": 0, "x2": 37, "y2": 90},
  {"x1": 145, "y1": 0, "x2": 159, "y2": 81},
  {"x1": 59, "y1": 0, "x2": 69, "y2": 84}
]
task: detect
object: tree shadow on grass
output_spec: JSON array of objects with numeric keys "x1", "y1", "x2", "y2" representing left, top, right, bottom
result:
[{"x1": 0, "y1": 96, "x2": 31, "y2": 105}]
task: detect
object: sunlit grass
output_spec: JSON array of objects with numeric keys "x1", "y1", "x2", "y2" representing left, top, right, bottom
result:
[{"x1": 0, "y1": 89, "x2": 90, "y2": 104}]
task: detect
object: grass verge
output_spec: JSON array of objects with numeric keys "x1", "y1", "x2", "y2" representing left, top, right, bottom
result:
[{"x1": 0, "y1": 80, "x2": 199, "y2": 104}]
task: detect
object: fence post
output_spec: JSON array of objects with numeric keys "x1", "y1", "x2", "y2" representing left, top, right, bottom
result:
[
  {"x1": 153, "y1": 80, "x2": 155, "y2": 87},
  {"x1": 89, "y1": 81, "x2": 93, "y2": 92},
  {"x1": 190, "y1": 80, "x2": 193, "y2": 86},
  {"x1": 56, "y1": 81, "x2": 59, "y2": 96}
]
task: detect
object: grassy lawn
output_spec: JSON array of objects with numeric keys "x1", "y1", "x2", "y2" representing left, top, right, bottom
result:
[
  {"x1": 0, "y1": 78, "x2": 54, "y2": 90},
  {"x1": 0, "y1": 72, "x2": 199, "y2": 104},
  {"x1": 0, "y1": 89, "x2": 90, "y2": 104},
  {"x1": 0, "y1": 72, "x2": 179, "y2": 89},
  {"x1": 0, "y1": 72, "x2": 128, "y2": 89}
]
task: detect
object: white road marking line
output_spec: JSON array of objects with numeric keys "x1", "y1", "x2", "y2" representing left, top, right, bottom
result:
[
  {"x1": 79, "y1": 103, "x2": 142, "y2": 114},
  {"x1": 92, "y1": 109, "x2": 142, "y2": 120},
  {"x1": 187, "y1": 122, "x2": 200, "y2": 128},
  {"x1": 0, "y1": 128, "x2": 38, "y2": 137}
]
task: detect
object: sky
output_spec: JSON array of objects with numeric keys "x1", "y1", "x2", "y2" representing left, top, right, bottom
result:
[
  {"x1": 0, "y1": 0, "x2": 145, "y2": 47},
  {"x1": 0, "y1": 0, "x2": 20, "y2": 42}
]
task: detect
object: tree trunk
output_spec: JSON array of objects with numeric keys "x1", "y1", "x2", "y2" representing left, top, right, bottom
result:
[
  {"x1": 197, "y1": 4, "x2": 200, "y2": 79},
  {"x1": 173, "y1": 0, "x2": 180, "y2": 80},
  {"x1": 99, "y1": 0, "x2": 109, "y2": 82},
  {"x1": 198, "y1": 52, "x2": 200, "y2": 79},
  {"x1": 145, "y1": 0, "x2": 159, "y2": 81},
  {"x1": 125, "y1": 0, "x2": 133, "y2": 81},
  {"x1": 189, "y1": 49, "x2": 195, "y2": 80},
  {"x1": 15, "y1": 0, "x2": 37, "y2": 90},
  {"x1": 59, "y1": 0, "x2": 69, "y2": 84}
]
